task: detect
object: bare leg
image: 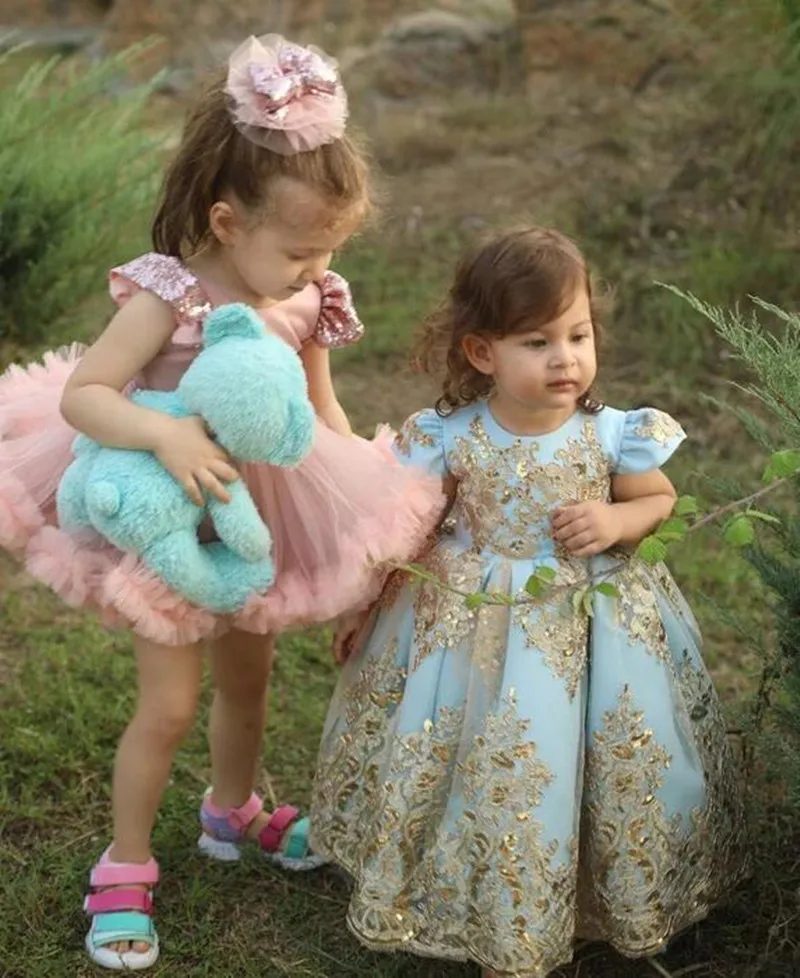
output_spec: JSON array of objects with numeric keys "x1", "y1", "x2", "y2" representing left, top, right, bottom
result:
[
  {"x1": 103, "y1": 635, "x2": 203, "y2": 954},
  {"x1": 208, "y1": 628, "x2": 275, "y2": 840}
]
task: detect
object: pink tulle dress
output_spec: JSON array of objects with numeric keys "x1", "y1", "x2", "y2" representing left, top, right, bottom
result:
[{"x1": 0, "y1": 253, "x2": 444, "y2": 646}]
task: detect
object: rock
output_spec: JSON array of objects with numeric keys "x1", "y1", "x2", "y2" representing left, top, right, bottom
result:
[
  {"x1": 0, "y1": 1, "x2": 107, "y2": 53},
  {"x1": 1, "y1": 1, "x2": 522, "y2": 94},
  {"x1": 345, "y1": 9, "x2": 522, "y2": 99},
  {"x1": 1, "y1": 0, "x2": 109, "y2": 28},
  {"x1": 513, "y1": 0, "x2": 687, "y2": 89}
]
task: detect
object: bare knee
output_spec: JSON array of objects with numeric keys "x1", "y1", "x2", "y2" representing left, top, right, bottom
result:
[{"x1": 133, "y1": 694, "x2": 198, "y2": 747}]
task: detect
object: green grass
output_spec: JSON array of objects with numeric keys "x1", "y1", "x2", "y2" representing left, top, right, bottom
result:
[
  {"x1": 0, "y1": 586, "x2": 474, "y2": 978},
  {"x1": 0, "y1": 558, "x2": 795, "y2": 978}
]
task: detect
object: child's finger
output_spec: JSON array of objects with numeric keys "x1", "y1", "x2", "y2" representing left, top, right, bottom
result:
[
  {"x1": 554, "y1": 517, "x2": 589, "y2": 541},
  {"x1": 209, "y1": 458, "x2": 240, "y2": 483},
  {"x1": 563, "y1": 530, "x2": 596, "y2": 552},
  {"x1": 571, "y1": 541, "x2": 602, "y2": 557},
  {"x1": 197, "y1": 468, "x2": 232, "y2": 503},
  {"x1": 182, "y1": 474, "x2": 204, "y2": 506},
  {"x1": 551, "y1": 512, "x2": 577, "y2": 532},
  {"x1": 552, "y1": 503, "x2": 588, "y2": 527}
]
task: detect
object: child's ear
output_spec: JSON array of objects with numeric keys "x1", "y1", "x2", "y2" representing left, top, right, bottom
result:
[
  {"x1": 209, "y1": 200, "x2": 240, "y2": 246},
  {"x1": 462, "y1": 334, "x2": 495, "y2": 376}
]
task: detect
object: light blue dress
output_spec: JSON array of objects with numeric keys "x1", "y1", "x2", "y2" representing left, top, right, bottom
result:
[{"x1": 310, "y1": 401, "x2": 748, "y2": 977}]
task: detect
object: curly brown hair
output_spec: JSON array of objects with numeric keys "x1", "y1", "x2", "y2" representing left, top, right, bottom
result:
[
  {"x1": 415, "y1": 226, "x2": 611, "y2": 416},
  {"x1": 151, "y1": 70, "x2": 373, "y2": 259}
]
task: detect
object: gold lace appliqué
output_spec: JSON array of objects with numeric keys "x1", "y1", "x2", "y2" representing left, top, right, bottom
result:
[
  {"x1": 412, "y1": 546, "x2": 484, "y2": 669},
  {"x1": 578, "y1": 681, "x2": 749, "y2": 955},
  {"x1": 632, "y1": 409, "x2": 684, "y2": 446},
  {"x1": 449, "y1": 413, "x2": 612, "y2": 559},
  {"x1": 512, "y1": 558, "x2": 589, "y2": 699},
  {"x1": 313, "y1": 685, "x2": 580, "y2": 976},
  {"x1": 394, "y1": 411, "x2": 437, "y2": 457}
]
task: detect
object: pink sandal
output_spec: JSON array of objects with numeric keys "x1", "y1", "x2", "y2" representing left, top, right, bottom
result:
[
  {"x1": 84, "y1": 848, "x2": 160, "y2": 971},
  {"x1": 198, "y1": 789, "x2": 326, "y2": 871}
]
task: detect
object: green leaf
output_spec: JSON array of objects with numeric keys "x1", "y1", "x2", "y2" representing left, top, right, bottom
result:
[
  {"x1": 763, "y1": 449, "x2": 800, "y2": 483},
  {"x1": 744, "y1": 508, "x2": 781, "y2": 526},
  {"x1": 582, "y1": 590, "x2": 595, "y2": 618},
  {"x1": 673, "y1": 495, "x2": 699, "y2": 517},
  {"x1": 655, "y1": 517, "x2": 690, "y2": 543},
  {"x1": 534, "y1": 565, "x2": 557, "y2": 583},
  {"x1": 723, "y1": 515, "x2": 756, "y2": 547},
  {"x1": 658, "y1": 517, "x2": 689, "y2": 538},
  {"x1": 593, "y1": 582, "x2": 620, "y2": 599},
  {"x1": 465, "y1": 593, "x2": 488, "y2": 610},
  {"x1": 525, "y1": 576, "x2": 544, "y2": 598},
  {"x1": 636, "y1": 536, "x2": 668, "y2": 565},
  {"x1": 572, "y1": 589, "x2": 585, "y2": 615}
]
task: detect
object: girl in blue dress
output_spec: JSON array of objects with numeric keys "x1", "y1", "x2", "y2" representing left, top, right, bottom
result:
[{"x1": 310, "y1": 227, "x2": 748, "y2": 977}]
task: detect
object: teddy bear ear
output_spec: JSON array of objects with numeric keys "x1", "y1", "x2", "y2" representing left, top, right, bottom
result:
[{"x1": 203, "y1": 303, "x2": 265, "y2": 347}]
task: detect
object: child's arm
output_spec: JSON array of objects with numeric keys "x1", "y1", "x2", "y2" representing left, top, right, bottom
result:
[
  {"x1": 299, "y1": 341, "x2": 352, "y2": 436},
  {"x1": 552, "y1": 469, "x2": 676, "y2": 558},
  {"x1": 61, "y1": 291, "x2": 238, "y2": 505}
]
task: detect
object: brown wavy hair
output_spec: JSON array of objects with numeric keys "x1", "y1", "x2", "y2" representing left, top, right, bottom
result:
[
  {"x1": 415, "y1": 226, "x2": 610, "y2": 416},
  {"x1": 151, "y1": 70, "x2": 373, "y2": 258}
]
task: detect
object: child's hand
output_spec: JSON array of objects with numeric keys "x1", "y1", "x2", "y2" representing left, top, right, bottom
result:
[
  {"x1": 153, "y1": 415, "x2": 239, "y2": 506},
  {"x1": 333, "y1": 610, "x2": 371, "y2": 665},
  {"x1": 551, "y1": 501, "x2": 621, "y2": 557}
]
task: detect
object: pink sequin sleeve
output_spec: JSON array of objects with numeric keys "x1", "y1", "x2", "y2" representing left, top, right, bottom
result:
[
  {"x1": 108, "y1": 253, "x2": 212, "y2": 347},
  {"x1": 313, "y1": 270, "x2": 365, "y2": 349}
]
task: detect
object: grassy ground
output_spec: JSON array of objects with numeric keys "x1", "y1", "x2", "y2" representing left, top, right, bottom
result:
[{"x1": 2, "y1": 2, "x2": 800, "y2": 976}]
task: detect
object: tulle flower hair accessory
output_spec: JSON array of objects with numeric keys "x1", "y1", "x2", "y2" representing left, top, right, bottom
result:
[{"x1": 225, "y1": 34, "x2": 349, "y2": 155}]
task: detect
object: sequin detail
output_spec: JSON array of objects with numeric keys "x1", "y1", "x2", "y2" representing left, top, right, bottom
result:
[
  {"x1": 109, "y1": 253, "x2": 212, "y2": 348},
  {"x1": 315, "y1": 270, "x2": 364, "y2": 349},
  {"x1": 394, "y1": 411, "x2": 438, "y2": 457},
  {"x1": 312, "y1": 668, "x2": 580, "y2": 976},
  {"x1": 631, "y1": 408, "x2": 685, "y2": 446},
  {"x1": 579, "y1": 678, "x2": 750, "y2": 955},
  {"x1": 449, "y1": 413, "x2": 611, "y2": 559}
]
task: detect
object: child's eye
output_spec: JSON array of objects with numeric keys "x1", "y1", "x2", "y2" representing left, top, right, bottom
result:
[
  {"x1": 572, "y1": 333, "x2": 589, "y2": 343},
  {"x1": 526, "y1": 338, "x2": 547, "y2": 349}
]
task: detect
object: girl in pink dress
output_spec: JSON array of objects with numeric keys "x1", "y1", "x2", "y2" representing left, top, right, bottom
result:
[{"x1": 0, "y1": 34, "x2": 442, "y2": 971}]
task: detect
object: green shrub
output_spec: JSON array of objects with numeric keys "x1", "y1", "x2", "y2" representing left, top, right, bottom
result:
[
  {"x1": 674, "y1": 288, "x2": 800, "y2": 792},
  {"x1": 0, "y1": 45, "x2": 160, "y2": 348}
]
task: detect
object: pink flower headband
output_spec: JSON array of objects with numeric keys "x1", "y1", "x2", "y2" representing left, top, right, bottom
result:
[{"x1": 225, "y1": 34, "x2": 348, "y2": 155}]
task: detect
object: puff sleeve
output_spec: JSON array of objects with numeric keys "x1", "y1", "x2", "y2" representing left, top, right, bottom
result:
[
  {"x1": 392, "y1": 409, "x2": 448, "y2": 478},
  {"x1": 312, "y1": 270, "x2": 365, "y2": 349},
  {"x1": 615, "y1": 407, "x2": 686, "y2": 474}
]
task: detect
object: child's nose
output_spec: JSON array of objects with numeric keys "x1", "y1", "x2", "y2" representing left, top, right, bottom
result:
[
  {"x1": 306, "y1": 256, "x2": 330, "y2": 282},
  {"x1": 550, "y1": 343, "x2": 575, "y2": 366}
]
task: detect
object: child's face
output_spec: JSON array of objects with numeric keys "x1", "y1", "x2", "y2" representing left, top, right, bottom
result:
[
  {"x1": 213, "y1": 178, "x2": 362, "y2": 302},
  {"x1": 466, "y1": 287, "x2": 597, "y2": 414}
]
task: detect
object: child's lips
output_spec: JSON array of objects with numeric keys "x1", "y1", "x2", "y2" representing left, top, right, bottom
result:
[{"x1": 547, "y1": 379, "x2": 578, "y2": 390}]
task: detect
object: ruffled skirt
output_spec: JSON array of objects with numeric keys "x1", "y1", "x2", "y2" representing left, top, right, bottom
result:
[{"x1": 0, "y1": 348, "x2": 444, "y2": 646}]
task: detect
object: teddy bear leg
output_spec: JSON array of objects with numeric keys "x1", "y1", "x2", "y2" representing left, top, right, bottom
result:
[{"x1": 144, "y1": 531, "x2": 274, "y2": 613}]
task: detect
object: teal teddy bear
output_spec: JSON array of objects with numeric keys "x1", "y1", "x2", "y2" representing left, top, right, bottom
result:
[{"x1": 56, "y1": 303, "x2": 315, "y2": 613}]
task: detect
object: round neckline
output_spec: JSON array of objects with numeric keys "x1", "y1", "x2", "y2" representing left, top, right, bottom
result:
[{"x1": 482, "y1": 400, "x2": 581, "y2": 440}]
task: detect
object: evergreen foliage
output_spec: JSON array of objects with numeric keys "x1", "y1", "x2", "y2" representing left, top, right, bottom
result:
[
  {"x1": 0, "y1": 45, "x2": 160, "y2": 347},
  {"x1": 670, "y1": 286, "x2": 800, "y2": 798}
]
